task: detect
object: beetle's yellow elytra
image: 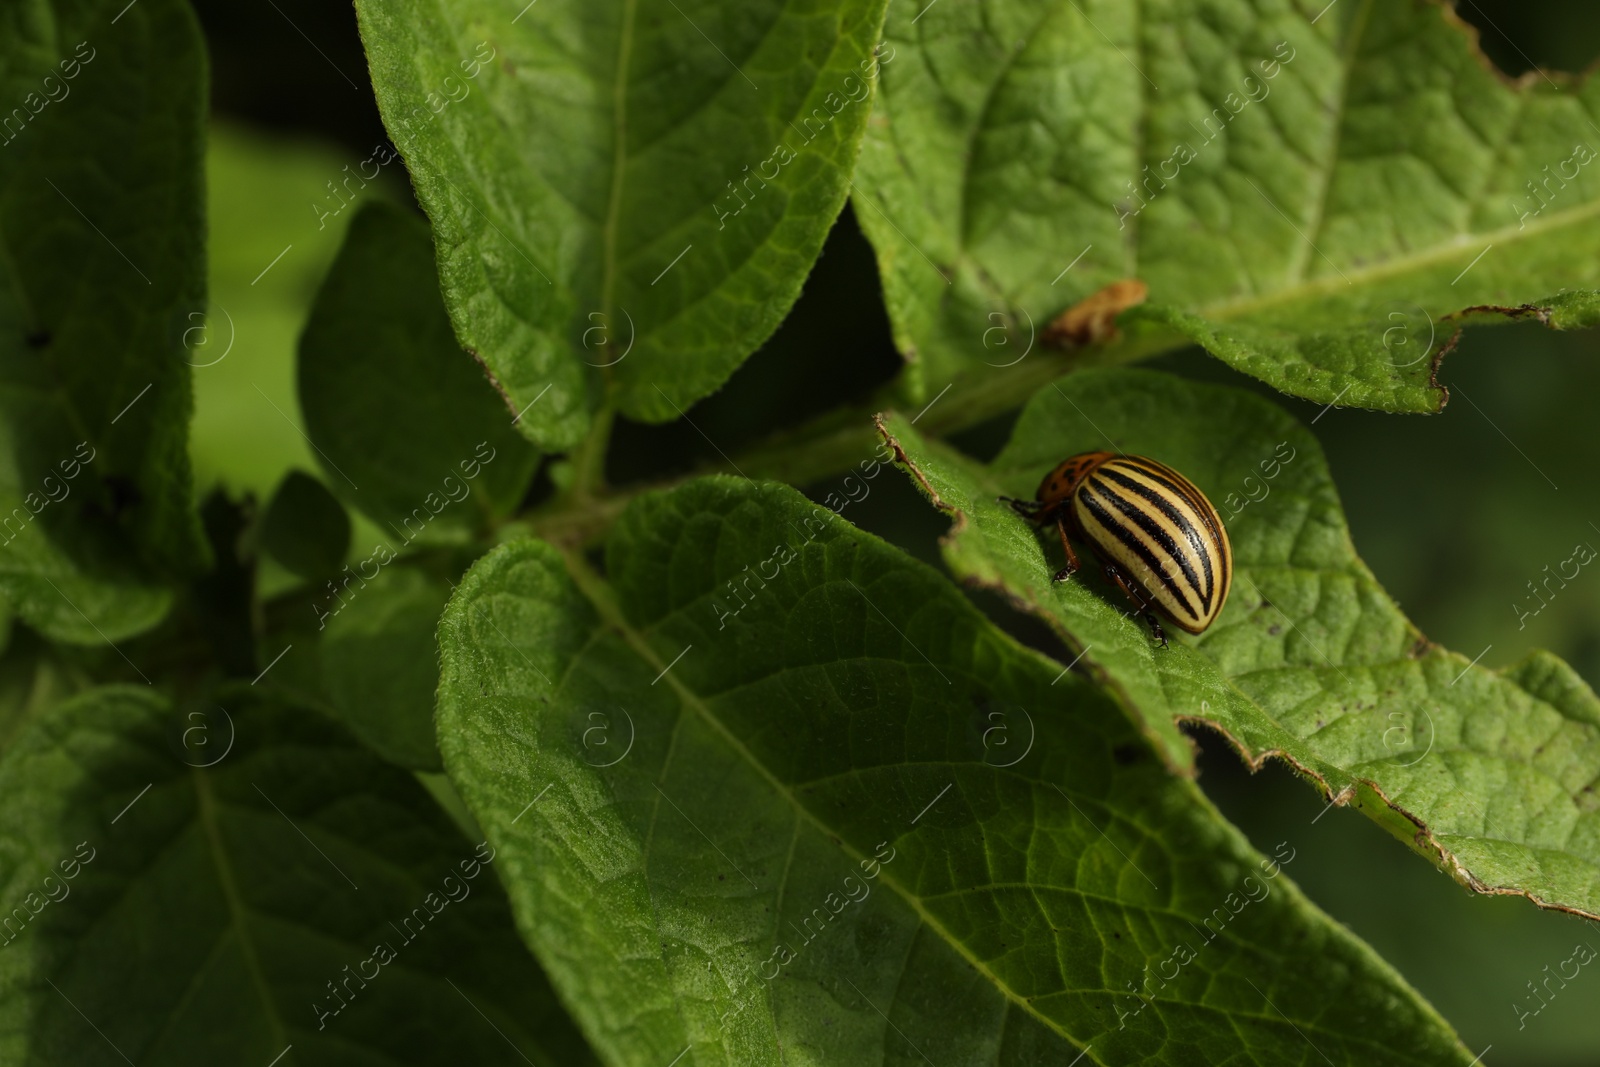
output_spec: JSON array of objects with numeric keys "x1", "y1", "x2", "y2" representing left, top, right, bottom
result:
[{"x1": 1072, "y1": 456, "x2": 1231, "y2": 633}]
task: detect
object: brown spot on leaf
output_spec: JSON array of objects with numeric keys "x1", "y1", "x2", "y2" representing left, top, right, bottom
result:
[{"x1": 1451, "y1": 302, "x2": 1552, "y2": 324}]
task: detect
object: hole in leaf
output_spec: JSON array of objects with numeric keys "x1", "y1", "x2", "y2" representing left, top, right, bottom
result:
[{"x1": 1450, "y1": 0, "x2": 1600, "y2": 77}]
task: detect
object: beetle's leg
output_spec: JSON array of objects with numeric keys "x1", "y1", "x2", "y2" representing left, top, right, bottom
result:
[
  {"x1": 998, "y1": 495, "x2": 1042, "y2": 520},
  {"x1": 1051, "y1": 516, "x2": 1081, "y2": 583},
  {"x1": 1101, "y1": 561, "x2": 1149, "y2": 612},
  {"x1": 1102, "y1": 561, "x2": 1169, "y2": 648}
]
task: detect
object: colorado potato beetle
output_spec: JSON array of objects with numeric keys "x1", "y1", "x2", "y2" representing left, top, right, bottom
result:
[{"x1": 1002, "y1": 452, "x2": 1232, "y2": 646}]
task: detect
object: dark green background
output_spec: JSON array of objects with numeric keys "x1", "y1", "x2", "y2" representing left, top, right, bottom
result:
[{"x1": 192, "y1": 0, "x2": 1600, "y2": 1061}]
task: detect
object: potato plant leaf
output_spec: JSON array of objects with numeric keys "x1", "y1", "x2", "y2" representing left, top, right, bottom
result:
[
  {"x1": 436, "y1": 477, "x2": 1473, "y2": 1067},
  {"x1": 0, "y1": 685, "x2": 597, "y2": 1065},
  {"x1": 877, "y1": 367, "x2": 1600, "y2": 920},
  {"x1": 853, "y1": 0, "x2": 1600, "y2": 412},
  {"x1": 320, "y1": 562, "x2": 451, "y2": 771},
  {"x1": 258, "y1": 470, "x2": 351, "y2": 582},
  {"x1": 298, "y1": 202, "x2": 539, "y2": 536},
  {"x1": 353, "y1": 0, "x2": 892, "y2": 450},
  {"x1": 0, "y1": 505, "x2": 171, "y2": 645},
  {"x1": 0, "y1": 0, "x2": 211, "y2": 641}
]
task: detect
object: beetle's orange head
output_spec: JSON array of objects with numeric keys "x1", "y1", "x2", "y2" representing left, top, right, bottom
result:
[{"x1": 1035, "y1": 451, "x2": 1115, "y2": 507}]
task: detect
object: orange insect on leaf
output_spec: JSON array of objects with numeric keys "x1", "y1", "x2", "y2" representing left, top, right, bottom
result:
[{"x1": 1041, "y1": 279, "x2": 1149, "y2": 348}]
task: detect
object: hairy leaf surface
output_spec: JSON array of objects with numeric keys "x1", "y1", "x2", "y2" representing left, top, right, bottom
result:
[
  {"x1": 878, "y1": 367, "x2": 1600, "y2": 920},
  {"x1": 354, "y1": 0, "x2": 891, "y2": 450},
  {"x1": 853, "y1": 0, "x2": 1600, "y2": 412},
  {"x1": 0, "y1": 0, "x2": 210, "y2": 640},
  {"x1": 436, "y1": 478, "x2": 1471, "y2": 1066}
]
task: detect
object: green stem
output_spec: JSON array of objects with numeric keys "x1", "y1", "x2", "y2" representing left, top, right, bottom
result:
[
  {"x1": 566, "y1": 404, "x2": 616, "y2": 500},
  {"x1": 521, "y1": 337, "x2": 1172, "y2": 548}
]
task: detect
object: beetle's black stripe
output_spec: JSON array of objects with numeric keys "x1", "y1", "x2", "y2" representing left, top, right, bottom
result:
[
  {"x1": 1116, "y1": 457, "x2": 1230, "y2": 602},
  {"x1": 1097, "y1": 467, "x2": 1216, "y2": 606},
  {"x1": 1079, "y1": 484, "x2": 1203, "y2": 619},
  {"x1": 1079, "y1": 493, "x2": 1202, "y2": 626},
  {"x1": 1079, "y1": 488, "x2": 1178, "y2": 596},
  {"x1": 1101, "y1": 464, "x2": 1218, "y2": 605},
  {"x1": 1120, "y1": 459, "x2": 1224, "y2": 544},
  {"x1": 1085, "y1": 480, "x2": 1209, "y2": 616},
  {"x1": 1121, "y1": 458, "x2": 1217, "y2": 521}
]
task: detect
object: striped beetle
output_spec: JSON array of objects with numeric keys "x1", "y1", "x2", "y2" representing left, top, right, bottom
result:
[{"x1": 1002, "y1": 452, "x2": 1232, "y2": 646}]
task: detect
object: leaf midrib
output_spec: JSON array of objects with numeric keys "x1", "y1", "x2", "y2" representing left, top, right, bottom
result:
[
  {"x1": 955, "y1": 4, "x2": 1061, "y2": 255},
  {"x1": 557, "y1": 546, "x2": 1106, "y2": 1065},
  {"x1": 1289, "y1": 0, "x2": 1374, "y2": 286},
  {"x1": 953, "y1": 187, "x2": 1600, "y2": 366},
  {"x1": 193, "y1": 768, "x2": 290, "y2": 1053},
  {"x1": 1194, "y1": 172, "x2": 1600, "y2": 323},
  {"x1": 191, "y1": 764, "x2": 560, "y2": 1062}
]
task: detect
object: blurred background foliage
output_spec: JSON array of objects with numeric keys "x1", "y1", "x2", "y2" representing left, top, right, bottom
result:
[{"x1": 190, "y1": 0, "x2": 1600, "y2": 1060}]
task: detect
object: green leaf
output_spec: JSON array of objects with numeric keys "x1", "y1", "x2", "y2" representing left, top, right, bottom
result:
[
  {"x1": 0, "y1": 0, "x2": 214, "y2": 639},
  {"x1": 259, "y1": 470, "x2": 351, "y2": 581},
  {"x1": 877, "y1": 366, "x2": 1600, "y2": 920},
  {"x1": 437, "y1": 478, "x2": 1473, "y2": 1066},
  {"x1": 853, "y1": 0, "x2": 1600, "y2": 413},
  {"x1": 353, "y1": 0, "x2": 892, "y2": 450},
  {"x1": 321, "y1": 563, "x2": 451, "y2": 771},
  {"x1": 0, "y1": 685, "x2": 598, "y2": 1065},
  {"x1": 298, "y1": 201, "x2": 539, "y2": 536},
  {"x1": 0, "y1": 626, "x2": 88, "y2": 754},
  {"x1": 0, "y1": 483, "x2": 172, "y2": 644}
]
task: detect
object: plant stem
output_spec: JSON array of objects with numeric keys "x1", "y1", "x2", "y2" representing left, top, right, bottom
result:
[
  {"x1": 521, "y1": 337, "x2": 1171, "y2": 548},
  {"x1": 566, "y1": 404, "x2": 615, "y2": 500}
]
